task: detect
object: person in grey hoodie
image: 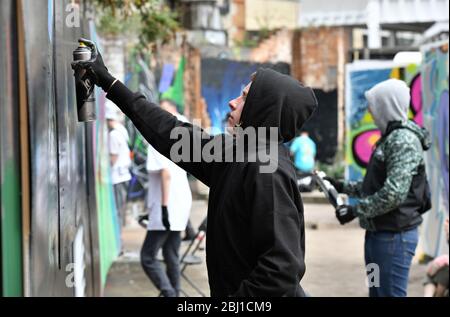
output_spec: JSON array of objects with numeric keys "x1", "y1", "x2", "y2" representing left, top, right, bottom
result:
[{"x1": 326, "y1": 79, "x2": 431, "y2": 297}]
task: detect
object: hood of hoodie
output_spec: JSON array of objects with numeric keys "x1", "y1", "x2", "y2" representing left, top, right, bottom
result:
[
  {"x1": 385, "y1": 120, "x2": 431, "y2": 151},
  {"x1": 365, "y1": 79, "x2": 410, "y2": 134},
  {"x1": 239, "y1": 68, "x2": 318, "y2": 143}
]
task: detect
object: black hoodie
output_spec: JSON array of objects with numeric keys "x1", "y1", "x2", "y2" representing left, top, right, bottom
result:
[{"x1": 107, "y1": 68, "x2": 318, "y2": 297}]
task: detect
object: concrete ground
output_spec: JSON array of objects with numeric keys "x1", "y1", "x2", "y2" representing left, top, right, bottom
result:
[{"x1": 104, "y1": 194, "x2": 427, "y2": 297}]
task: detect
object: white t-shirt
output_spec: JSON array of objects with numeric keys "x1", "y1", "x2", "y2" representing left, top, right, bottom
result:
[
  {"x1": 109, "y1": 124, "x2": 132, "y2": 185},
  {"x1": 145, "y1": 115, "x2": 192, "y2": 231}
]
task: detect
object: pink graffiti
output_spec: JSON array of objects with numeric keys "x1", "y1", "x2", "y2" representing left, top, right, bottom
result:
[
  {"x1": 410, "y1": 74, "x2": 423, "y2": 126},
  {"x1": 353, "y1": 129, "x2": 381, "y2": 167}
]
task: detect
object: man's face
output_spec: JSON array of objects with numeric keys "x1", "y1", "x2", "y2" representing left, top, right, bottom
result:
[{"x1": 227, "y1": 82, "x2": 252, "y2": 128}]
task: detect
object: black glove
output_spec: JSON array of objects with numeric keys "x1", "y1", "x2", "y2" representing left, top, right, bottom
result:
[
  {"x1": 324, "y1": 176, "x2": 345, "y2": 193},
  {"x1": 138, "y1": 214, "x2": 149, "y2": 229},
  {"x1": 161, "y1": 206, "x2": 171, "y2": 231},
  {"x1": 335, "y1": 205, "x2": 357, "y2": 225},
  {"x1": 71, "y1": 38, "x2": 116, "y2": 92}
]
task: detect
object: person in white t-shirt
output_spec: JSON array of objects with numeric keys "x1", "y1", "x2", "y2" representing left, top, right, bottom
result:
[
  {"x1": 140, "y1": 100, "x2": 192, "y2": 297},
  {"x1": 106, "y1": 103, "x2": 132, "y2": 228}
]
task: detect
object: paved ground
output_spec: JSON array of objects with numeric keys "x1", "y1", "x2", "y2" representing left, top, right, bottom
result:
[{"x1": 104, "y1": 196, "x2": 427, "y2": 297}]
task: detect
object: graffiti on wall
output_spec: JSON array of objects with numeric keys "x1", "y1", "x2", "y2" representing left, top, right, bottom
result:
[
  {"x1": 420, "y1": 41, "x2": 449, "y2": 257},
  {"x1": 201, "y1": 58, "x2": 290, "y2": 133},
  {"x1": 90, "y1": 24, "x2": 121, "y2": 286},
  {"x1": 345, "y1": 62, "x2": 423, "y2": 183}
]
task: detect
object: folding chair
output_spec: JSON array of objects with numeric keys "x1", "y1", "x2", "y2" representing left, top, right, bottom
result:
[{"x1": 179, "y1": 217, "x2": 207, "y2": 297}]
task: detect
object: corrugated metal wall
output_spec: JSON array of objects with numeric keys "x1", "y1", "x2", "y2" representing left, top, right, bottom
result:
[{"x1": 21, "y1": 0, "x2": 100, "y2": 296}]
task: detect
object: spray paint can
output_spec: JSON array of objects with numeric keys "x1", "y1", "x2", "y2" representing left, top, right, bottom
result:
[
  {"x1": 314, "y1": 171, "x2": 344, "y2": 209},
  {"x1": 73, "y1": 42, "x2": 96, "y2": 122}
]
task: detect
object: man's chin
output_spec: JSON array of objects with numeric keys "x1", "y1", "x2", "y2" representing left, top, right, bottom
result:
[{"x1": 225, "y1": 125, "x2": 235, "y2": 135}]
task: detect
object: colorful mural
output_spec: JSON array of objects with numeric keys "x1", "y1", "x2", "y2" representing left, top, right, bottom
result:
[
  {"x1": 420, "y1": 41, "x2": 449, "y2": 257},
  {"x1": 90, "y1": 23, "x2": 121, "y2": 286},
  {"x1": 162, "y1": 57, "x2": 185, "y2": 112},
  {"x1": 345, "y1": 61, "x2": 423, "y2": 183}
]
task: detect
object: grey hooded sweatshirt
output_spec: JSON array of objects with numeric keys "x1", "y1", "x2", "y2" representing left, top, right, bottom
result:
[{"x1": 365, "y1": 78, "x2": 410, "y2": 134}]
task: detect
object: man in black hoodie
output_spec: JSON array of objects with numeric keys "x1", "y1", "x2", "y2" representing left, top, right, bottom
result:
[{"x1": 73, "y1": 39, "x2": 318, "y2": 297}]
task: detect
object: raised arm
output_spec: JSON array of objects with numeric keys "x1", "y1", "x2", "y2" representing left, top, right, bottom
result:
[
  {"x1": 107, "y1": 81, "x2": 213, "y2": 186},
  {"x1": 72, "y1": 38, "x2": 213, "y2": 186}
]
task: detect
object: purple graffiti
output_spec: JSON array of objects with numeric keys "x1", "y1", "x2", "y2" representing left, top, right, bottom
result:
[
  {"x1": 158, "y1": 63, "x2": 175, "y2": 93},
  {"x1": 352, "y1": 129, "x2": 381, "y2": 168},
  {"x1": 438, "y1": 90, "x2": 449, "y2": 206},
  {"x1": 410, "y1": 74, "x2": 423, "y2": 127}
]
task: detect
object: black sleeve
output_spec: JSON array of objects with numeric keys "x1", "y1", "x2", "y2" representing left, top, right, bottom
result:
[
  {"x1": 107, "y1": 81, "x2": 212, "y2": 186},
  {"x1": 234, "y1": 169, "x2": 305, "y2": 296}
]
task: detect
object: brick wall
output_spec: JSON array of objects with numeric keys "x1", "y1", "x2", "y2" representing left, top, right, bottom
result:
[
  {"x1": 292, "y1": 27, "x2": 352, "y2": 158},
  {"x1": 183, "y1": 44, "x2": 211, "y2": 127},
  {"x1": 231, "y1": 0, "x2": 246, "y2": 44},
  {"x1": 249, "y1": 29, "x2": 293, "y2": 64},
  {"x1": 292, "y1": 27, "x2": 351, "y2": 91}
]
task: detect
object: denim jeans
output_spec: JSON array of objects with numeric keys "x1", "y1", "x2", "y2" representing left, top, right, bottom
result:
[
  {"x1": 364, "y1": 227, "x2": 419, "y2": 297},
  {"x1": 140, "y1": 230, "x2": 181, "y2": 297}
]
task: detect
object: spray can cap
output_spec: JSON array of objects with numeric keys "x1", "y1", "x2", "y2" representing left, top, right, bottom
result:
[{"x1": 78, "y1": 41, "x2": 87, "y2": 47}]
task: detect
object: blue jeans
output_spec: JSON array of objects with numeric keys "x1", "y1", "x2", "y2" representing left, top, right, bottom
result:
[
  {"x1": 140, "y1": 230, "x2": 181, "y2": 297},
  {"x1": 364, "y1": 227, "x2": 419, "y2": 297}
]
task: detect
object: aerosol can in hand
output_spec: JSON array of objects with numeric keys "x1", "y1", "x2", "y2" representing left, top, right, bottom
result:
[
  {"x1": 73, "y1": 42, "x2": 96, "y2": 122},
  {"x1": 313, "y1": 170, "x2": 344, "y2": 209}
]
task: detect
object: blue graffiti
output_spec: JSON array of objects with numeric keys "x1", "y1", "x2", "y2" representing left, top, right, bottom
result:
[
  {"x1": 202, "y1": 60, "x2": 258, "y2": 133},
  {"x1": 349, "y1": 69, "x2": 392, "y2": 128}
]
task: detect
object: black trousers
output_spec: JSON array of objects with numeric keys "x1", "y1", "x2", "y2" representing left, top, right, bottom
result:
[{"x1": 140, "y1": 230, "x2": 181, "y2": 297}]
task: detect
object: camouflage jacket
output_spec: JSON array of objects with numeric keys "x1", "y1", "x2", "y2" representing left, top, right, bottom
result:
[{"x1": 343, "y1": 120, "x2": 431, "y2": 231}]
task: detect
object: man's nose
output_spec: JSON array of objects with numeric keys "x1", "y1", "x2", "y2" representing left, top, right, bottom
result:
[{"x1": 229, "y1": 99, "x2": 237, "y2": 110}]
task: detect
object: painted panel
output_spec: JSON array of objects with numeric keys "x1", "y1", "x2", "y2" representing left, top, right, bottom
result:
[
  {"x1": 420, "y1": 41, "x2": 449, "y2": 257},
  {"x1": 89, "y1": 24, "x2": 121, "y2": 287},
  {"x1": 19, "y1": 0, "x2": 117, "y2": 296},
  {"x1": 23, "y1": 0, "x2": 60, "y2": 296},
  {"x1": 345, "y1": 61, "x2": 423, "y2": 183},
  {"x1": 0, "y1": 0, "x2": 23, "y2": 297}
]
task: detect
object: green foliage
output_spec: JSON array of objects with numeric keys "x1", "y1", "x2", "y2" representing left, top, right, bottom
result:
[
  {"x1": 138, "y1": 6, "x2": 178, "y2": 46},
  {"x1": 235, "y1": 28, "x2": 276, "y2": 48},
  {"x1": 235, "y1": 36, "x2": 259, "y2": 48},
  {"x1": 91, "y1": 0, "x2": 179, "y2": 47},
  {"x1": 96, "y1": 6, "x2": 141, "y2": 36}
]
